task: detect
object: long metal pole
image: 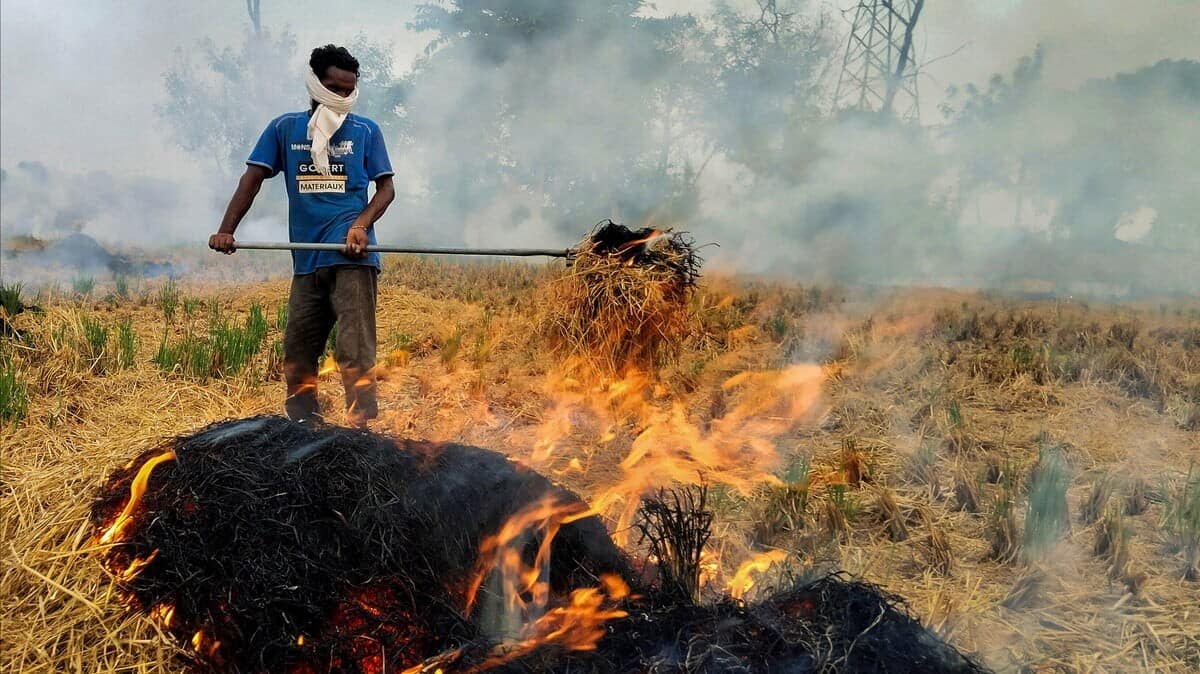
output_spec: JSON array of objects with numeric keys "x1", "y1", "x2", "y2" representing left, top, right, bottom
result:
[{"x1": 234, "y1": 241, "x2": 571, "y2": 258}]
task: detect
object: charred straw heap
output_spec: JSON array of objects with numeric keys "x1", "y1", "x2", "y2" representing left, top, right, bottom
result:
[
  {"x1": 93, "y1": 417, "x2": 985, "y2": 673},
  {"x1": 541, "y1": 221, "x2": 703, "y2": 372}
]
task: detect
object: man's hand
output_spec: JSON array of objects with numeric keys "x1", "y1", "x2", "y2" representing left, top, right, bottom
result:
[
  {"x1": 344, "y1": 226, "x2": 369, "y2": 258},
  {"x1": 209, "y1": 232, "x2": 236, "y2": 254}
]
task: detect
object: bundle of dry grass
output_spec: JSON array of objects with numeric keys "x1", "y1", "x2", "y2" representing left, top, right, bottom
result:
[{"x1": 539, "y1": 221, "x2": 701, "y2": 374}]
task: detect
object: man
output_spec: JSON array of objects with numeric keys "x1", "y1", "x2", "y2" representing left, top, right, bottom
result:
[{"x1": 210, "y1": 45, "x2": 395, "y2": 426}]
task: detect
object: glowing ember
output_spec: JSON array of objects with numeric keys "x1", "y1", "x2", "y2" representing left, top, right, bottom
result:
[
  {"x1": 150, "y1": 603, "x2": 175, "y2": 627},
  {"x1": 98, "y1": 451, "x2": 175, "y2": 545},
  {"x1": 727, "y1": 549, "x2": 790, "y2": 600}
]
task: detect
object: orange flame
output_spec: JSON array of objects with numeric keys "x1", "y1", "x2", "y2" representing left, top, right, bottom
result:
[
  {"x1": 318, "y1": 355, "x2": 338, "y2": 376},
  {"x1": 583, "y1": 364, "x2": 826, "y2": 546},
  {"x1": 727, "y1": 550, "x2": 790, "y2": 600},
  {"x1": 150, "y1": 603, "x2": 176, "y2": 627},
  {"x1": 470, "y1": 574, "x2": 630, "y2": 671},
  {"x1": 190, "y1": 629, "x2": 222, "y2": 660},
  {"x1": 614, "y1": 229, "x2": 665, "y2": 257},
  {"x1": 119, "y1": 549, "x2": 160, "y2": 582},
  {"x1": 99, "y1": 451, "x2": 176, "y2": 545},
  {"x1": 405, "y1": 497, "x2": 629, "y2": 673},
  {"x1": 463, "y1": 496, "x2": 591, "y2": 617}
]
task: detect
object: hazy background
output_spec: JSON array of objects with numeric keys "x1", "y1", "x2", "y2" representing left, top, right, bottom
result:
[{"x1": 2, "y1": 0, "x2": 1198, "y2": 294}]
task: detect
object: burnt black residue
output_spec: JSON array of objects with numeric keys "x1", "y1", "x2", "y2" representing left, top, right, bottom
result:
[
  {"x1": 584, "y1": 220, "x2": 702, "y2": 287},
  {"x1": 93, "y1": 416, "x2": 986, "y2": 673},
  {"x1": 92, "y1": 416, "x2": 628, "y2": 672}
]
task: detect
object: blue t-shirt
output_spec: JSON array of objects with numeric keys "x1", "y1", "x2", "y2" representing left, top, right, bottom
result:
[{"x1": 247, "y1": 111, "x2": 393, "y2": 274}]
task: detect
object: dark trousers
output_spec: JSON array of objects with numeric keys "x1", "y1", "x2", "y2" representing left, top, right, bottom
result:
[{"x1": 283, "y1": 265, "x2": 378, "y2": 422}]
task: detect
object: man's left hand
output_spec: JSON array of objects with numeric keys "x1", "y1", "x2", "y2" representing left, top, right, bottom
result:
[{"x1": 345, "y1": 226, "x2": 369, "y2": 258}]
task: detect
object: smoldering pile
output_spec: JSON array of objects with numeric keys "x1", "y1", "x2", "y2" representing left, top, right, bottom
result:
[
  {"x1": 3, "y1": 232, "x2": 175, "y2": 277},
  {"x1": 540, "y1": 220, "x2": 702, "y2": 373},
  {"x1": 92, "y1": 417, "x2": 986, "y2": 673},
  {"x1": 418, "y1": 572, "x2": 986, "y2": 673},
  {"x1": 92, "y1": 416, "x2": 628, "y2": 672}
]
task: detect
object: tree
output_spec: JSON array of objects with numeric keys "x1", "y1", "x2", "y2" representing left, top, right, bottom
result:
[
  {"x1": 158, "y1": 29, "x2": 300, "y2": 176},
  {"x1": 700, "y1": 0, "x2": 835, "y2": 181},
  {"x1": 402, "y1": 0, "x2": 699, "y2": 232},
  {"x1": 158, "y1": 10, "x2": 398, "y2": 176}
]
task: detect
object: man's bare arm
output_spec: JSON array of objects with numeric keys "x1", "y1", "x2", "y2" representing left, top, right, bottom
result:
[
  {"x1": 344, "y1": 175, "x2": 396, "y2": 257},
  {"x1": 209, "y1": 165, "x2": 272, "y2": 254}
]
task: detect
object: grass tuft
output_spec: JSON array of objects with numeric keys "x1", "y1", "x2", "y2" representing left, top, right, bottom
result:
[
  {"x1": 953, "y1": 466, "x2": 980, "y2": 513},
  {"x1": 870, "y1": 486, "x2": 909, "y2": 542},
  {"x1": 1094, "y1": 505, "x2": 1131, "y2": 581},
  {"x1": 1, "y1": 282, "x2": 25, "y2": 317},
  {"x1": 0, "y1": 349, "x2": 29, "y2": 424},
  {"x1": 986, "y1": 464, "x2": 1020, "y2": 563},
  {"x1": 1163, "y1": 462, "x2": 1200, "y2": 581},
  {"x1": 1081, "y1": 471, "x2": 1114, "y2": 525},
  {"x1": 1125, "y1": 477, "x2": 1150, "y2": 516},
  {"x1": 924, "y1": 519, "x2": 953, "y2": 576},
  {"x1": 158, "y1": 280, "x2": 180, "y2": 322},
  {"x1": 1022, "y1": 445, "x2": 1072, "y2": 563},
  {"x1": 71, "y1": 276, "x2": 95, "y2": 297},
  {"x1": 115, "y1": 318, "x2": 136, "y2": 369},
  {"x1": 757, "y1": 457, "x2": 810, "y2": 543},
  {"x1": 78, "y1": 313, "x2": 109, "y2": 374}
]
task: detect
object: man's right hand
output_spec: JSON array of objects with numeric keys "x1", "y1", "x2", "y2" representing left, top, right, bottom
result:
[{"x1": 209, "y1": 232, "x2": 236, "y2": 254}]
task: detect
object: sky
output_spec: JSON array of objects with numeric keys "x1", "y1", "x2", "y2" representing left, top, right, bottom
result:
[{"x1": 2, "y1": 0, "x2": 1197, "y2": 179}]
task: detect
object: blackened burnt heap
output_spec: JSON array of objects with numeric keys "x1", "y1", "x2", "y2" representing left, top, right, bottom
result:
[{"x1": 92, "y1": 417, "x2": 985, "y2": 673}]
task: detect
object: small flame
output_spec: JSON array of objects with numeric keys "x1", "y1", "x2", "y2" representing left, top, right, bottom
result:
[
  {"x1": 99, "y1": 451, "x2": 176, "y2": 545},
  {"x1": 119, "y1": 549, "x2": 159, "y2": 582},
  {"x1": 463, "y1": 496, "x2": 591, "y2": 617},
  {"x1": 727, "y1": 550, "x2": 789, "y2": 600},
  {"x1": 318, "y1": 355, "x2": 338, "y2": 376},
  {"x1": 614, "y1": 229, "x2": 665, "y2": 256},
  {"x1": 296, "y1": 635, "x2": 305, "y2": 646},
  {"x1": 472, "y1": 574, "x2": 630, "y2": 671},
  {"x1": 150, "y1": 603, "x2": 176, "y2": 627},
  {"x1": 191, "y1": 630, "x2": 204, "y2": 650}
]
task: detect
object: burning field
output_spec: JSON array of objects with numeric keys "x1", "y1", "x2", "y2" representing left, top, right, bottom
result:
[{"x1": 2, "y1": 247, "x2": 1200, "y2": 672}]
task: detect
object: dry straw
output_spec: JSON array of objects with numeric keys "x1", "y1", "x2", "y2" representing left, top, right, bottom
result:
[{"x1": 539, "y1": 221, "x2": 701, "y2": 374}]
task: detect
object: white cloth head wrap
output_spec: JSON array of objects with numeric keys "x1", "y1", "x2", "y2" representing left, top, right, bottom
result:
[{"x1": 305, "y1": 69, "x2": 358, "y2": 175}]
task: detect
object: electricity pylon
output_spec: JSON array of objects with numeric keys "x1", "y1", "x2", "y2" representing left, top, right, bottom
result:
[{"x1": 832, "y1": 0, "x2": 926, "y2": 121}]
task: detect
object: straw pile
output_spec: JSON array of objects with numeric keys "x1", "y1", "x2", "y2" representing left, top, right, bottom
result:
[
  {"x1": 92, "y1": 416, "x2": 984, "y2": 673},
  {"x1": 429, "y1": 573, "x2": 987, "y2": 673},
  {"x1": 540, "y1": 221, "x2": 701, "y2": 373},
  {"x1": 91, "y1": 416, "x2": 630, "y2": 673}
]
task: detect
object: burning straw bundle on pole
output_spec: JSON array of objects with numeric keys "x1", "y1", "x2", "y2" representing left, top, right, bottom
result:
[{"x1": 539, "y1": 221, "x2": 703, "y2": 374}]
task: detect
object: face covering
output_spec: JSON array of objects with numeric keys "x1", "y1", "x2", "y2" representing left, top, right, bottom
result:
[{"x1": 305, "y1": 69, "x2": 358, "y2": 176}]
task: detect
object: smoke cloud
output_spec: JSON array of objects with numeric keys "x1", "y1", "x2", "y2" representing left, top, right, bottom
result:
[{"x1": 1, "y1": 0, "x2": 1197, "y2": 295}]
